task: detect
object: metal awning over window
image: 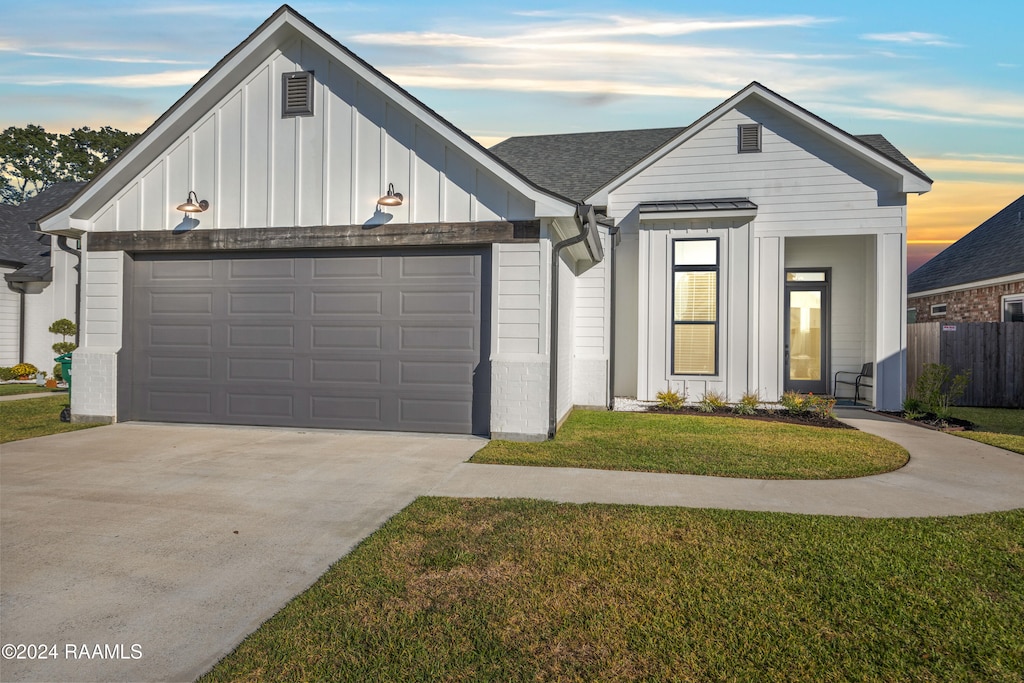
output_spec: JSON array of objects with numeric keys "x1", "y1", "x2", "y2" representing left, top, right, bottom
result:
[{"x1": 638, "y1": 198, "x2": 757, "y2": 221}]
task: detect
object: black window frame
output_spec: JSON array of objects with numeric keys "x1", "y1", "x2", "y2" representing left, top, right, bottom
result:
[{"x1": 671, "y1": 238, "x2": 720, "y2": 376}]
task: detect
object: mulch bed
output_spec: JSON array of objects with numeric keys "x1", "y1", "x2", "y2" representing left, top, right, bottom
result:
[
  {"x1": 643, "y1": 406, "x2": 855, "y2": 430},
  {"x1": 876, "y1": 411, "x2": 975, "y2": 432}
]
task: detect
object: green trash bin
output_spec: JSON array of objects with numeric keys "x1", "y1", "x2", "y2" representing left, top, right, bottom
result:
[{"x1": 55, "y1": 352, "x2": 73, "y2": 394}]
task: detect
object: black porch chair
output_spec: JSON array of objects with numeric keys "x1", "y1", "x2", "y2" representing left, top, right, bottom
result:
[{"x1": 834, "y1": 362, "x2": 873, "y2": 404}]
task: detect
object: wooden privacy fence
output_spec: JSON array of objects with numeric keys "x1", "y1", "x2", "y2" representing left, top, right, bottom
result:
[{"x1": 907, "y1": 322, "x2": 1024, "y2": 408}]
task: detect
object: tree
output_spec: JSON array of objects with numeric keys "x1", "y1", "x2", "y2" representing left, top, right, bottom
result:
[
  {"x1": 49, "y1": 318, "x2": 78, "y2": 355},
  {"x1": 1, "y1": 124, "x2": 140, "y2": 204},
  {"x1": 0, "y1": 124, "x2": 58, "y2": 204}
]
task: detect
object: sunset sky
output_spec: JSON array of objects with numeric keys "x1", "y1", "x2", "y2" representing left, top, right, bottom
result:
[{"x1": 2, "y1": 1, "x2": 1021, "y2": 272}]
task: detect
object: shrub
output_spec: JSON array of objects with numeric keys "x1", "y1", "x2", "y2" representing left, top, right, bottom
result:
[
  {"x1": 0, "y1": 366, "x2": 16, "y2": 381},
  {"x1": 808, "y1": 393, "x2": 836, "y2": 419},
  {"x1": 902, "y1": 396, "x2": 925, "y2": 420},
  {"x1": 11, "y1": 363, "x2": 38, "y2": 378},
  {"x1": 49, "y1": 318, "x2": 78, "y2": 355},
  {"x1": 696, "y1": 390, "x2": 729, "y2": 413},
  {"x1": 656, "y1": 389, "x2": 685, "y2": 411},
  {"x1": 53, "y1": 363, "x2": 63, "y2": 381},
  {"x1": 732, "y1": 391, "x2": 761, "y2": 415},
  {"x1": 912, "y1": 363, "x2": 971, "y2": 420},
  {"x1": 779, "y1": 391, "x2": 808, "y2": 414}
]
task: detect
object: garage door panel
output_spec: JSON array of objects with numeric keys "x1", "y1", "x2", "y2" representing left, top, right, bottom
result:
[
  {"x1": 401, "y1": 326, "x2": 476, "y2": 350},
  {"x1": 150, "y1": 357, "x2": 212, "y2": 380},
  {"x1": 312, "y1": 256, "x2": 384, "y2": 279},
  {"x1": 228, "y1": 291, "x2": 295, "y2": 315},
  {"x1": 229, "y1": 258, "x2": 296, "y2": 280},
  {"x1": 401, "y1": 290, "x2": 477, "y2": 315},
  {"x1": 311, "y1": 325, "x2": 382, "y2": 350},
  {"x1": 227, "y1": 358, "x2": 295, "y2": 381},
  {"x1": 311, "y1": 359, "x2": 381, "y2": 383},
  {"x1": 400, "y1": 254, "x2": 478, "y2": 278},
  {"x1": 149, "y1": 292, "x2": 213, "y2": 315},
  {"x1": 130, "y1": 249, "x2": 488, "y2": 434},
  {"x1": 311, "y1": 291, "x2": 383, "y2": 315},
  {"x1": 149, "y1": 324, "x2": 212, "y2": 347}
]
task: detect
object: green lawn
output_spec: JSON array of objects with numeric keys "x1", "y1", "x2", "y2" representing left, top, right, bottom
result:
[
  {"x1": 472, "y1": 410, "x2": 908, "y2": 479},
  {"x1": 0, "y1": 384, "x2": 65, "y2": 396},
  {"x1": 0, "y1": 395, "x2": 100, "y2": 443},
  {"x1": 950, "y1": 407, "x2": 1024, "y2": 455},
  {"x1": 201, "y1": 498, "x2": 1024, "y2": 683}
]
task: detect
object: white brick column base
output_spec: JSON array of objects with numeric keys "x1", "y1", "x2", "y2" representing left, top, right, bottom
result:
[
  {"x1": 69, "y1": 347, "x2": 119, "y2": 423},
  {"x1": 490, "y1": 356, "x2": 550, "y2": 441}
]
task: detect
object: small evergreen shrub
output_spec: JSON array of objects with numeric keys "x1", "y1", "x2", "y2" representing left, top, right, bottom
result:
[{"x1": 0, "y1": 367, "x2": 17, "y2": 381}]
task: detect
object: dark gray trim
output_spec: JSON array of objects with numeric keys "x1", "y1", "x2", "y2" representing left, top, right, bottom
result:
[
  {"x1": 117, "y1": 251, "x2": 136, "y2": 423},
  {"x1": 282, "y1": 70, "x2": 314, "y2": 117},
  {"x1": 671, "y1": 238, "x2": 720, "y2": 377},
  {"x1": 87, "y1": 220, "x2": 541, "y2": 253},
  {"x1": 783, "y1": 268, "x2": 831, "y2": 395},
  {"x1": 738, "y1": 123, "x2": 761, "y2": 153},
  {"x1": 639, "y1": 198, "x2": 757, "y2": 214}
]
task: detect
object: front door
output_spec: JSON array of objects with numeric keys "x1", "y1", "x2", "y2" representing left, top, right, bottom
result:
[{"x1": 784, "y1": 270, "x2": 830, "y2": 394}]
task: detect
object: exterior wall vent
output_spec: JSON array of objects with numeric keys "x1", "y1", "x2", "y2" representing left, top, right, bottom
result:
[
  {"x1": 282, "y1": 71, "x2": 314, "y2": 117},
  {"x1": 738, "y1": 123, "x2": 761, "y2": 153}
]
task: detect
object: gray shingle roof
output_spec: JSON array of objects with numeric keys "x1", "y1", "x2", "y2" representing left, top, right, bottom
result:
[
  {"x1": 490, "y1": 126, "x2": 925, "y2": 203},
  {"x1": 0, "y1": 182, "x2": 86, "y2": 282},
  {"x1": 490, "y1": 127, "x2": 684, "y2": 202},
  {"x1": 908, "y1": 193, "x2": 1024, "y2": 294}
]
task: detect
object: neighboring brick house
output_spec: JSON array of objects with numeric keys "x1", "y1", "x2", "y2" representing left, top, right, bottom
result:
[{"x1": 908, "y1": 194, "x2": 1024, "y2": 323}]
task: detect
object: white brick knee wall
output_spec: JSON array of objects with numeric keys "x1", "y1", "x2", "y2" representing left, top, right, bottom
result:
[
  {"x1": 69, "y1": 347, "x2": 118, "y2": 423},
  {"x1": 490, "y1": 356, "x2": 549, "y2": 441}
]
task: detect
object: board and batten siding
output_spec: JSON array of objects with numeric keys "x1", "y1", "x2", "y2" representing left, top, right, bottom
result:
[
  {"x1": 608, "y1": 99, "x2": 907, "y2": 235},
  {"x1": 0, "y1": 266, "x2": 19, "y2": 365},
  {"x1": 87, "y1": 35, "x2": 537, "y2": 234}
]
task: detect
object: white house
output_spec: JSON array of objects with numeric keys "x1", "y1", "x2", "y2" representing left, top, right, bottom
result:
[
  {"x1": 1, "y1": 183, "x2": 85, "y2": 373},
  {"x1": 38, "y1": 5, "x2": 931, "y2": 440}
]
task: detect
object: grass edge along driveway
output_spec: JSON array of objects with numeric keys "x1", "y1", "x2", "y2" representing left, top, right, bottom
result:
[
  {"x1": 200, "y1": 498, "x2": 1024, "y2": 683},
  {"x1": 472, "y1": 409, "x2": 908, "y2": 479},
  {"x1": 0, "y1": 395, "x2": 100, "y2": 443}
]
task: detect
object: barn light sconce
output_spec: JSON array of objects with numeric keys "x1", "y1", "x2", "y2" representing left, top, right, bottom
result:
[
  {"x1": 377, "y1": 183, "x2": 403, "y2": 207},
  {"x1": 176, "y1": 191, "x2": 210, "y2": 215}
]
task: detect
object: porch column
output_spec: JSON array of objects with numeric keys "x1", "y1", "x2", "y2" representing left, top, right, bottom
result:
[{"x1": 874, "y1": 231, "x2": 906, "y2": 411}]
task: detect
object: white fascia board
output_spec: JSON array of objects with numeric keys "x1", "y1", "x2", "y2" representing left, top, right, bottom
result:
[{"x1": 908, "y1": 272, "x2": 1024, "y2": 298}]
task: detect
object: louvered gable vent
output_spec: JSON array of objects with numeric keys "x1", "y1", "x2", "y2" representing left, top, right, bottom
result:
[
  {"x1": 737, "y1": 123, "x2": 761, "y2": 153},
  {"x1": 282, "y1": 71, "x2": 314, "y2": 117}
]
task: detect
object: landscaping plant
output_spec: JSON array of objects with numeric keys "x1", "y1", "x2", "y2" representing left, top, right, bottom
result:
[
  {"x1": 732, "y1": 391, "x2": 761, "y2": 415},
  {"x1": 9, "y1": 363, "x2": 38, "y2": 380},
  {"x1": 912, "y1": 363, "x2": 971, "y2": 420},
  {"x1": 49, "y1": 318, "x2": 77, "y2": 355},
  {"x1": 656, "y1": 388, "x2": 685, "y2": 410},
  {"x1": 696, "y1": 389, "x2": 729, "y2": 413}
]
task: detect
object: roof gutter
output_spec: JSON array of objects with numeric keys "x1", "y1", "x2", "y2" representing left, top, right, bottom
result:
[{"x1": 548, "y1": 204, "x2": 595, "y2": 438}]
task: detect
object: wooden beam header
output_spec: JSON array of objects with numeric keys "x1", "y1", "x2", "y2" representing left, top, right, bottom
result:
[{"x1": 88, "y1": 220, "x2": 541, "y2": 253}]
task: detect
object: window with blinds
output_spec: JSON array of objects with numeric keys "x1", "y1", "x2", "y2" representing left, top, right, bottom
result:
[{"x1": 672, "y1": 239, "x2": 718, "y2": 375}]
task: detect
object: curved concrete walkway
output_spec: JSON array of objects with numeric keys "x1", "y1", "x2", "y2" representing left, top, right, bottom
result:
[{"x1": 430, "y1": 408, "x2": 1024, "y2": 517}]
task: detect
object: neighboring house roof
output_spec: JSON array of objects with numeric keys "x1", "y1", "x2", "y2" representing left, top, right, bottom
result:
[
  {"x1": 0, "y1": 183, "x2": 86, "y2": 282},
  {"x1": 908, "y1": 193, "x2": 1024, "y2": 294},
  {"x1": 492, "y1": 84, "x2": 931, "y2": 203}
]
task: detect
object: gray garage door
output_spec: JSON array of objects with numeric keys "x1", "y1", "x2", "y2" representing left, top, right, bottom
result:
[{"x1": 127, "y1": 249, "x2": 489, "y2": 434}]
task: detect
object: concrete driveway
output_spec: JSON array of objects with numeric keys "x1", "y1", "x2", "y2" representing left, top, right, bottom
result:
[{"x1": 0, "y1": 423, "x2": 484, "y2": 683}]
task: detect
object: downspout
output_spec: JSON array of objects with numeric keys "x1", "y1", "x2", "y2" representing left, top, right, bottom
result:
[
  {"x1": 16, "y1": 285, "x2": 26, "y2": 363},
  {"x1": 548, "y1": 204, "x2": 596, "y2": 438},
  {"x1": 56, "y1": 236, "x2": 82, "y2": 346},
  {"x1": 606, "y1": 224, "x2": 620, "y2": 410}
]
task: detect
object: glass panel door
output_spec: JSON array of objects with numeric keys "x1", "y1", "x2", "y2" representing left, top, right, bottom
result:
[{"x1": 784, "y1": 276, "x2": 829, "y2": 394}]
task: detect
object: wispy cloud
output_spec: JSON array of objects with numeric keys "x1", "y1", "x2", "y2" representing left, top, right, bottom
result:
[
  {"x1": 914, "y1": 157, "x2": 1024, "y2": 176},
  {"x1": 861, "y1": 31, "x2": 958, "y2": 47},
  {"x1": 6, "y1": 70, "x2": 209, "y2": 89}
]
